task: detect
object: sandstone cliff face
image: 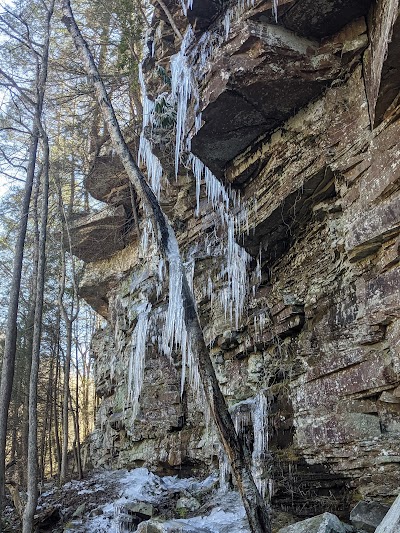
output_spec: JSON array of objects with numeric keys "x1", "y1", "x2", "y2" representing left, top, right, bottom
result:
[{"x1": 74, "y1": 0, "x2": 400, "y2": 519}]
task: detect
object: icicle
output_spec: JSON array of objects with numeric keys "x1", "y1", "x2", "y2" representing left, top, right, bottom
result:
[
  {"x1": 273, "y1": 0, "x2": 279, "y2": 22},
  {"x1": 139, "y1": 63, "x2": 153, "y2": 129},
  {"x1": 207, "y1": 277, "x2": 213, "y2": 299},
  {"x1": 161, "y1": 229, "x2": 201, "y2": 396},
  {"x1": 188, "y1": 153, "x2": 204, "y2": 216},
  {"x1": 157, "y1": 257, "x2": 165, "y2": 299},
  {"x1": 127, "y1": 301, "x2": 152, "y2": 423},
  {"x1": 194, "y1": 112, "x2": 202, "y2": 133},
  {"x1": 189, "y1": 153, "x2": 230, "y2": 221},
  {"x1": 170, "y1": 26, "x2": 196, "y2": 176},
  {"x1": 218, "y1": 447, "x2": 230, "y2": 492},
  {"x1": 222, "y1": 217, "x2": 251, "y2": 329},
  {"x1": 231, "y1": 398, "x2": 253, "y2": 437},
  {"x1": 138, "y1": 136, "x2": 163, "y2": 200},
  {"x1": 180, "y1": 0, "x2": 193, "y2": 16},
  {"x1": 185, "y1": 258, "x2": 195, "y2": 293},
  {"x1": 223, "y1": 8, "x2": 232, "y2": 40},
  {"x1": 138, "y1": 63, "x2": 165, "y2": 199},
  {"x1": 252, "y1": 390, "x2": 270, "y2": 499},
  {"x1": 139, "y1": 218, "x2": 153, "y2": 257}
]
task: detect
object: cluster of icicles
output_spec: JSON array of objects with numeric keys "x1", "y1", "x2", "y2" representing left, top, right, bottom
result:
[
  {"x1": 121, "y1": 0, "x2": 277, "y2": 493},
  {"x1": 220, "y1": 391, "x2": 273, "y2": 500}
]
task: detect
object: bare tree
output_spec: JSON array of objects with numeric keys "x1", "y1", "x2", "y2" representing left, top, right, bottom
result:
[
  {"x1": 57, "y1": 186, "x2": 80, "y2": 484},
  {"x1": 0, "y1": 2, "x2": 54, "y2": 521},
  {"x1": 61, "y1": 2, "x2": 271, "y2": 531},
  {"x1": 22, "y1": 2, "x2": 55, "y2": 528},
  {"x1": 22, "y1": 119, "x2": 52, "y2": 532}
]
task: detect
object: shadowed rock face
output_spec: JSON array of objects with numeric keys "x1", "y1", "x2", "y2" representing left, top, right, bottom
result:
[
  {"x1": 66, "y1": 205, "x2": 127, "y2": 263},
  {"x1": 162, "y1": 0, "x2": 373, "y2": 38},
  {"x1": 277, "y1": 0, "x2": 372, "y2": 38},
  {"x1": 186, "y1": 0, "x2": 222, "y2": 29},
  {"x1": 85, "y1": 155, "x2": 129, "y2": 205},
  {"x1": 190, "y1": 18, "x2": 368, "y2": 176}
]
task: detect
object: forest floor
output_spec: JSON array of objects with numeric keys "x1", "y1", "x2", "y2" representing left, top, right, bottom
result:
[{"x1": 5, "y1": 467, "x2": 282, "y2": 532}]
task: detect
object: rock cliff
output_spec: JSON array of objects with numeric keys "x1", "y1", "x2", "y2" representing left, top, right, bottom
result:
[{"x1": 73, "y1": 0, "x2": 400, "y2": 521}]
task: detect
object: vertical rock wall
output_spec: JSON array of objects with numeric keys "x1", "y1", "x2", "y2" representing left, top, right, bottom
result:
[{"x1": 71, "y1": 0, "x2": 400, "y2": 519}]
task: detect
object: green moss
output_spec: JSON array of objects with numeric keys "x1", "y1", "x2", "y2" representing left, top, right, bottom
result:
[
  {"x1": 274, "y1": 445, "x2": 300, "y2": 462},
  {"x1": 176, "y1": 508, "x2": 188, "y2": 519}
]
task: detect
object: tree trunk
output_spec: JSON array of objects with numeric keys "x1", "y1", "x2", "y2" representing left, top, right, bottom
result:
[
  {"x1": 74, "y1": 343, "x2": 83, "y2": 479},
  {"x1": 56, "y1": 143, "x2": 80, "y2": 486},
  {"x1": 53, "y1": 340, "x2": 62, "y2": 478},
  {"x1": 22, "y1": 98, "x2": 52, "y2": 532},
  {"x1": 61, "y1": 3, "x2": 271, "y2": 531},
  {"x1": 40, "y1": 349, "x2": 55, "y2": 485},
  {"x1": 60, "y1": 315, "x2": 72, "y2": 484},
  {"x1": 155, "y1": 0, "x2": 183, "y2": 40}
]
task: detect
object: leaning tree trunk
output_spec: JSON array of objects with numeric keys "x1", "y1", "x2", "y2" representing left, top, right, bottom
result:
[{"x1": 61, "y1": 3, "x2": 271, "y2": 532}]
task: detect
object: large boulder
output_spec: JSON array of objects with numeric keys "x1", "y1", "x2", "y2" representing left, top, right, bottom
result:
[
  {"x1": 277, "y1": 512, "x2": 350, "y2": 533},
  {"x1": 350, "y1": 501, "x2": 390, "y2": 532},
  {"x1": 136, "y1": 519, "x2": 206, "y2": 532}
]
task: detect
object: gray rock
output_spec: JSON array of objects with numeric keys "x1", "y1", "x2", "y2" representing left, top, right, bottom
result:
[
  {"x1": 125, "y1": 501, "x2": 154, "y2": 517},
  {"x1": 350, "y1": 501, "x2": 390, "y2": 532},
  {"x1": 278, "y1": 512, "x2": 348, "y2": 533},
  {"x1": 176, "y1": 496, "x2": 201, "y2": 513},
  {"x1": 136, "y1": 518, "x2": 207, "y2": 532},
  {"x1": 72, "y1": 503, "x2": 86, "y2": 518},
  {"x1": 375, "y1": 494, "x2": 400, "y2": 533}
]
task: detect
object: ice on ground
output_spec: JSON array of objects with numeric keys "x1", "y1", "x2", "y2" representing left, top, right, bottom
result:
[{"x1": 65, "y1": 467, "x2": 249, "y2": 533}]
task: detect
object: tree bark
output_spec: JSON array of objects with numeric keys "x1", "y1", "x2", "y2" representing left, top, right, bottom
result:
[
  {"x1": 57, "y1": 181, "x2": 80, "y2": 484},
  {"x1": 61, "y1": 3, "x2": 271, "y2": 531},
  {"x1": 60, "y1": 303, "x2": 73, "y2": 484},
  {"x1": 73, "y1": 341, "x2": 83, "y2": 479},
  {"x1": 53, "y1": 346, "x2": 62, "y2": 478},
  {"x1": 22, "y1": 103, "x2": 52, "y2": 532}
]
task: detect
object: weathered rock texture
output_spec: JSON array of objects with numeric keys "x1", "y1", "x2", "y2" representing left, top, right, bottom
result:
[{"x1": 73, "y1": 0, "x2": 400, "y2": 522}]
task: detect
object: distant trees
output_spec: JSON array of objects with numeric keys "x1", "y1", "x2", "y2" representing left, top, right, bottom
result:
[
  {"x1": 0, "y1": 0, "x2": 101, "y2": 528},
  {"x1": 0, "y1": 1, "x2": 54, "y2": 523}
]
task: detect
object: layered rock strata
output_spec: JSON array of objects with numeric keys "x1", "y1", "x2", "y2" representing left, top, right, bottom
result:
[{"x1": 73, "y1": 0, "x2": 400, "y2": 519}]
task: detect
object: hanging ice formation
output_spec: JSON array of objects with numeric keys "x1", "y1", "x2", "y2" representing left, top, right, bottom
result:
[
  {"x1": 219, "y1": 391, "x2": 271, "y2": 497},
  {"x1": 127, "y1": 300, "x2": 152, "y2": 423},
  {"x1": 170, "y1": 26, "x2": 196, "y2": 176},
  {"x1": 133, "y1": 0, "x2": 269, "y2": 407},
  {"x1": 161, "y1": 228, "x2": 201, "y2": 396},
  {"x1": 138, "y1": 63, "x2": 164, "y2": 200},
  {"x1": 252, "y1": 390, "x2": 272, "y2": 499},
  {"x1": 180, "y1": 0, "x2": 193, "y2": 17},
  {"x1": 169, "y1": 18, "x2": 253, "y2": 331},
  {"x1": 181, "y1": 0, "x2": 279, "y2": 41}
]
